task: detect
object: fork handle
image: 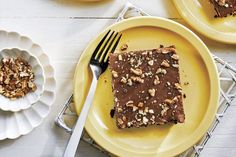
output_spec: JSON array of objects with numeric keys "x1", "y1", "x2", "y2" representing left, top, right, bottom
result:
[{"x1": 63, "y1": 65, "x2": 101, "y2": 157}]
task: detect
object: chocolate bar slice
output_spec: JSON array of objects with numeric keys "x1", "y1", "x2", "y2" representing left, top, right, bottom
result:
[
  {"x1": 209, "y1": 0, "x2": 236, "y2": 17},
  {"x1": 109, "y1": 45, "x2": 185, "y2": 129}
]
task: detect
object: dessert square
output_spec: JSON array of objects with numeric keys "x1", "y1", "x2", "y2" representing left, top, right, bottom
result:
[
  {"x1": 109, "y1": 45, "x2": 185, "y2": 129},
  {"x1": 210, "y1": 0, "x2": 236, "y2": 17}
]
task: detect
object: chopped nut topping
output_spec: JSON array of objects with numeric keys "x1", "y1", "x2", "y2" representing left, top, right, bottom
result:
[
  {"x1": 138, "y1": 109, "x2": 144, "y2": 115},
  {"x1": 162, "y1": 49, "x2": 169, "y2": 54},
  {"x1": 127, "y1": 122, "x2": 132, "y2": 127},
  {"x1": 120, "y1": 44, "x2": 128, "y2": 51},
  {"x1": 161, "y1": 105, "x2": 169, "y2": 116},
  {"x1": 144, "y1": 107, "x2": 149, "y2": 113},
  {"x1": 164, "y1": 99, "x2": 174, "y2": 105},
  {"x1": 172, "y1": 64, "x2": 179, "y2": 68},
  {"x1": 130, "y1": 68, "x2": 142, "y2": 76},
  {"x1": 127, "y1": 79, "x2": 132, "y2": 86},
  {"x1": 122, "y1": 116, "x2": 127, "y2": 121},
  {"x1": 154, "y1": 75, "x2": 160, "y2": 85},
  {"x1": 156, "y1": 68, "x2": 167, "y2": 75},
  {"x1": 171, "y1": 54, "x2": 179, "y2": 60},
  {"x1": 111, "y1": 70, "x2": 118, "y2": 78},
  {"x1": 161, "y1": 60, "x2": 170, "y2": 68},
  {"x1": 148, "y1": 60, "x2": 154, "y2": 66},
  {"x1": 141, "y1": 74, "x2": 145, "y2": 78},
  {"x1": 117, "y1": 118, "x2": 124, "y2": 125},
  {"x1": 120, "y1": 77, "x2": 127, "y2": 84},
  {"x1": 138, "y1": 102, "x2": 144, "y2": 108},
  {"x1": 166, "y1": 82, "x2": 171, "y2": 86},
  {"x1": 175, "y1": 83, "x2": 182, "y2": 90},
  {"x1": 133, "y1": 106, "x2": 138, "y2": 111},
  {"x1": 149, "y1": 109, "x2": 154, "y2": 114},
  {"x1": 126, "y1": 100, "x2": 134, "y2": 107},
  {"x1": 216, "y1": 0, "x2": 225, "y2": 6},
  {"x1": 148, "y1": 89, "x2": 155, "y2": 97},
  {"x1": 118, "y1": 55, "x2": 123, "y2": 61},
  {"x1": 142, "y1": 51, "x2": 148, "y2": 55},
  {"x1": 173, "y1": 96, "x2": 179, "y2": 102},
  {"x1": 129, "y1": 58, "x2": 135, "y2": 65},
  {"x1": 117, "y1": 107, "x2": 123, "y2": 113},
  {"x1": 144, "y1": 71, "x2": 153, "y2": 77},
  {"x1": 130, "y1": 76, "x2": 144, "y2": 83},
  {"x1": 143, "y1": 116, "x2": 149, "y2": 124},
  {"x1": 20, "y1": 72, "x2": 29, "y2": 77}
]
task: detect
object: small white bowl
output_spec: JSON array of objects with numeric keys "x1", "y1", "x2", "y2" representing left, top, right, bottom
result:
[{"x1": 0, "y1": 48, "x2": 45, "y2": 112}]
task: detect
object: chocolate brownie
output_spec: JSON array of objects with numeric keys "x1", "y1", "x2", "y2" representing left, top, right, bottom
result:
[
  {"x1": 209, "y1": 0, "x2": 236, "y2": 17},
  {"x1": 109, "y1": 45, "x2": 185, "y2": 129}
]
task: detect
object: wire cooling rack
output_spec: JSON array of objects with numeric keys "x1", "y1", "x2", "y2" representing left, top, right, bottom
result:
[{"x1": 55, "y1": 2, "x2": 236, "y2": 157}]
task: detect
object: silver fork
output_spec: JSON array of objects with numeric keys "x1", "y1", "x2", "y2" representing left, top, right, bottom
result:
[{"x1": 63, "y1": 30, "x2": 122, "y2": 157}]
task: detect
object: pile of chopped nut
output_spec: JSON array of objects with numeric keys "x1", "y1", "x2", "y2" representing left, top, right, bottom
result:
[{"x1": 0, "y1": 57, "x2": 37, "y2": 100}]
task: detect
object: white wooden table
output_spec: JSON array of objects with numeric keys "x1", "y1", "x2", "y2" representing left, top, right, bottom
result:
[{"x1": 0, "y1": 0, "x2": 236, "y2": 156}]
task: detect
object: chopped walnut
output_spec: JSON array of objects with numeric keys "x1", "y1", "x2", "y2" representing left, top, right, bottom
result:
[
  {"x1": 216, "y1": 0, "x2": 225, "y2": 6},
  {"x1": 148, "y1": 89, "x2": 155, "y2": 97},
  {"x1": 173, "y1": 96, "x2": 179, "y2": 103},
  {"x1": 127, "y1": 79, "x2": 132, "y2": 86},
  {"x1": 138, "y1": 102, "x2": 144, "y2": 108},
  {"x1": 117, "y1": 118, "x2": 124, "y2": 125},
  {"x1": 154, "y1": 75, "x2": 160, "y2": 85},
  {"x1": 130, "y1": 68, "x2": 142, "y2": 76},
  {"x1": 148, "y1": 60, "x2": 154, "y2": 66},
  {"x1": 149, "y1": 109, "x2": 154, "y2": 114},
  {"x1": 120, "y1": 44, "x2": 128, "y2": 51},
  {"x1": 144, "y1": 107, "x2": 149, "y2": 113},
  {"x1": 161, "y1": 60, "x2": 170, "y2": 68},
  {"x1": 122, "y1": 116, "x2": 127, "y2": 121},
  {"x1": 117, "y1": 107, "x2": 123, "y2": 113},
  {"x1": 120, "y1": 77, "x2": 127, "y2": 84},
  {"x1": 175, "y1": 83, "x2": 182, "y2": 90},
  {"x1": 156, "y1": 68, "x2": 167, "y2": 75},
  {"x1": 126, "y1": 100, "x2": 134, "y2": 107},
  {"x1": 164, "y1": 99, "x2": 174, "y2": 105},
  {"x1": 111, "y1": 70, "x2": 118, "y2": 78},
  {"x1": 166, "y1": 82, "x2": 171, "y2": 86},
  {"x1": 127, "y1": 122, "x2": 132, "y2": 127},
  {"x1": 118, "y1": 55, "x2": 123, "y2": 61},
  {"x1": 161, "y1": 105, "x2": 169, "y2": 116},
  {"x1": 0, "y1": 57, "x2": 37, "y2": 99},
  {"x1": 172, "y1": 64, "x2": 179, "y2": 68},
  {"x1": 171, "y1": 54, "x2": 179, "y2": 60},
  {"x1": 161, "y1": 49, "x2": 169, "y2": 54},
  {"x1": 133, "y1": 106, "x2": 138, "y2": 111},
  {"x1": 130, "y1": 76, "x2": 144, "y2": 83},
  {"x1": 142, "y1": 116, "x2": 149, "y2": 124}
]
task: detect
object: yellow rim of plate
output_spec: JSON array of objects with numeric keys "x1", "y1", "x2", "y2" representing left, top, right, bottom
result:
[
  {"x1": 73, "y1": 17, "x2": 219, "y2": 156},
  {"x1": 173, "y1": 0, "x2": 236, "y2": 44}
]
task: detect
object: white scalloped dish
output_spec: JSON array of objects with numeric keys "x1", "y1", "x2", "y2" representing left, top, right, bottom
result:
[
  {"x1": 0, "y1": 48, "x2": 45, "y2": 112},
  {"x1": 0, "y1": 30, "x2": 56, "y2": 140}
]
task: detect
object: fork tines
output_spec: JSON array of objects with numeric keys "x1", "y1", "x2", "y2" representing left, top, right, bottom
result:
[{"x1": 91, "y1": 30, "x2": 122, "y2": 65}]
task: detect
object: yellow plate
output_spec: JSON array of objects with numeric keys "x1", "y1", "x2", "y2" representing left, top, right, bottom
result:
[
  {"x1": 173, "y1": 0, "x2": 236, "y2": 44},
  {"x1": 73, "y1": 17, "x2": 219, "y2": 157}
]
